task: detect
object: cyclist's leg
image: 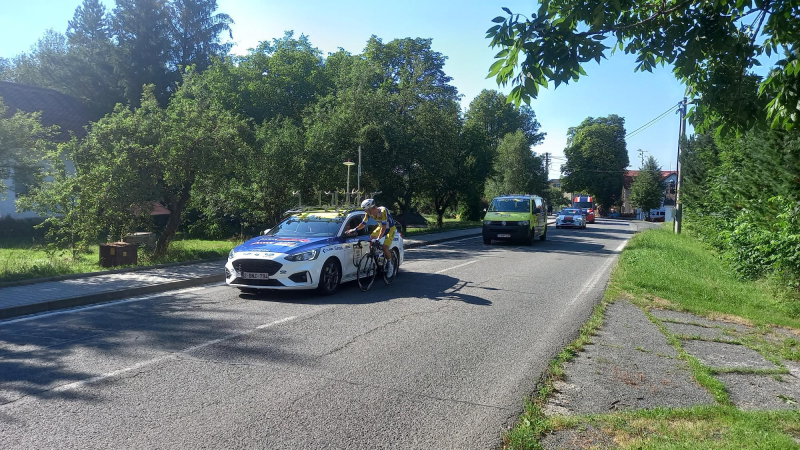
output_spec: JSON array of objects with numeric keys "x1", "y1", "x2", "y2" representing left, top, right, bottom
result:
[{"x1": 381, "y1": 227, "x2": 395, "y2": 260}]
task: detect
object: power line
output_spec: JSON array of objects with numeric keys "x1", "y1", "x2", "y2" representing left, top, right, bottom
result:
[{"x1": 625, "y1": 101, "x2": 682, "y2": 139}]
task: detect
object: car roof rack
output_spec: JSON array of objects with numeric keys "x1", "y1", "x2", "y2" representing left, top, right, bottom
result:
[{"x1": 282, "y1": 205, "x2": 362, "y2": 216}]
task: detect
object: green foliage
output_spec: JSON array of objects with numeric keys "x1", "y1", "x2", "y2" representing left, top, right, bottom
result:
[
  {"x1": 10, "y1": 23, "x2": 540, "y2": 256},
  {"x1": 485, "y1": 130, "x2": 548, "y2": 199},
  {"x1": 561, "y1": 115, "x2": 629, "y2": 213},
  {"x1": 629, "y1": 155, "x2": 667, "y2": 215},
  {"x1": 682, "y1": 129, "x2": 800, "y2": 286},
  {"x1": 486, "y1": 0, "x2": 800, "y2": 133}
]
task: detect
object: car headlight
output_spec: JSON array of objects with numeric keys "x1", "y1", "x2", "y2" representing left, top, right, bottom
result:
[
  {"x1": 228, "y1": 249, "x2": 236, "y2": 260},
  {"x1": 518, "y1": 220, "x2": 529, "y2": 226},
  {"x1": 285, "y1": 249, "x2": 320, "y2": 262},
  {"x1": 484, "y1": 220, "x2": 491, "y2": 225}
]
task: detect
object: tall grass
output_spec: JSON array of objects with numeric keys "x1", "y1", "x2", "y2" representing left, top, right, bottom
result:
[{"x1": 608, "y1": 227, "x2": 800, "y2": 329}]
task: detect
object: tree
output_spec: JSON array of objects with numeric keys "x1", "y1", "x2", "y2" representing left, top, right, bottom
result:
[
  {"x1": 547, "y1": 186, "x2": 571, "y2": 210},
  {"x1": 21, "y1": 75, "x2": 250, "y2": 258},
  {"x1": 111, "y1": 0, "x2": 173, "y2": 106},
  {"x1": 485, "y1": 1, "x2": 800, "y2": 133},
  {"x1": 464, "y1": 89, "x2": 545, "y2": 150},
  {"x1": 66, "y1": 0, "x2": 124, "y2": 113},
  {"x1": 629, "y1": 155, "x2": 667, "y2": 217},
  {"x1": 236, "y1": 31, "x2": 329, "y2": 124},
  {"x1": 169, "y1": 0, "x2": 233, "y2": 71},
  {"x1": 561, "y1": 115, "x2": 628, "y2": 214},
  {"x1": 417, "y1": 99, "x2": 464, "y2": 228},
  {"x1": 485, "y1": 130, "x2": 548, "y2": 199},
  {"x1": 0, "y1": 100, "x2": 55, "y2": 198}
]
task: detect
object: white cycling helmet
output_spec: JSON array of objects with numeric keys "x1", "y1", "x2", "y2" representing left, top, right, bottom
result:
[{"x1": 361, "y1": 198, "x2": 376, "y2": 210}]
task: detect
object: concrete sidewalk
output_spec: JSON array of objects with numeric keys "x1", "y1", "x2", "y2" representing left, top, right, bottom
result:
[{"x1": 0, "y1": 227, "x2": 483, "y2": 320}]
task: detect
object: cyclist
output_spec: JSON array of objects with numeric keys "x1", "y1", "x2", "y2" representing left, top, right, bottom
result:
[{"x1": 347, "y1": 198, "x2": 396, "y2": 275}]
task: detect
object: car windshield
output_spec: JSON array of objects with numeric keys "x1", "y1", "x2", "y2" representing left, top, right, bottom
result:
[
  {"x1": 489, "y1": 198, "x2": 530, "y2": 212},
  {"x1": 574, "y1": 202, "x2": 593, "y2": 209},
  {"x1": 266, "y1": 215, "x2": 344, "y2": 238},
  {"x1": 561, "y1": 209, "x2": 581, "y2": 215}
]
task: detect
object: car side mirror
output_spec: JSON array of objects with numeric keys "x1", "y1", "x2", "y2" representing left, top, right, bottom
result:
[{"x1": 262, "y1": 228, "x2": 271, "y2": 235}]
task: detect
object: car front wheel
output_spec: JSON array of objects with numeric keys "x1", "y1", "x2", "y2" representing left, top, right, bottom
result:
[{"x1": 317, "y1": 258, "x2": 341, "y2": 295}]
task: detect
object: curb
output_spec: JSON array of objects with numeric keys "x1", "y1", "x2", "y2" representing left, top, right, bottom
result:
[
  {"x1": 0, "y1": 258, "x2": 227, "y2": 290},
  {"x1": 0, "y1": 274, "x2": 224, "y2": 320}
]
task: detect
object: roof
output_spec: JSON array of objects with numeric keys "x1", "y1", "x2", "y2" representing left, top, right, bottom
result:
[
  {"x1": 623, "y1": 170, "x2": 677, "y2": 190},
  {"x1": 494, "y1": 194, "x2": 542, "y2": 199},
  {"x1": 0, "y1": 81, "x2": 99, "y2": 142}
]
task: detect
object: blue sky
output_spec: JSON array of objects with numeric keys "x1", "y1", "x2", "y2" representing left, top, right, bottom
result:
[{"x1": 1, "y1": 0, "x2": 690, "y2": 179}]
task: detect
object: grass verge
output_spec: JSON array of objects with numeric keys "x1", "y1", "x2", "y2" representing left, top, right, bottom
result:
[{"x1": 0, "y1": 238, "x2": 239, "y2": 283}]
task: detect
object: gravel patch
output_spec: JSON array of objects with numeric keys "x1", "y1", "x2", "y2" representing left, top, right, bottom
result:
[
  {"x1": 663, "y1": 322, "x2": 737, "y2": 341},
  {"x1": 544, "y1": 301, "x2": 713, "y2": 415},
  {"x1": 716, "y1": 363, "x2": 800, "y2": 410},
  {"x1": 650, "y1": 309, "x2": 750, "y2": 334},
  {"x1": 541, "y1": 424, "x2": 616, "y2": 449},
  {"x1": 682, "y1": 340, "x2": 779, "y2": 370}
]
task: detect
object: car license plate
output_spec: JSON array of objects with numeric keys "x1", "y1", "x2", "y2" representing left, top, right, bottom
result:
[
  {"x1": 243, "y1": 272, "x2": 269, "y2": 279},
  {"x1": 498, "y1": 233, "x2": 511, "y2": 238}
]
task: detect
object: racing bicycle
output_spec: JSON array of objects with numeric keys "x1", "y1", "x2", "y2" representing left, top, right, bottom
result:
[{"x1": 356, "y1": 239, "x2": 398, "y2": 291}]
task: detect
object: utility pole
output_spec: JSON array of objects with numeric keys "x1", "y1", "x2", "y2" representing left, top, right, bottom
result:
[
  {"x1": 674, "y1": 97, "x2": 687, "y2": 234},
  {"x1": 357, "y1": 145, "x2": 361, "y2": 194},
  {"x1": 637, "y1": 149, "x2": 647, "y2": 168},
  {"x1": 544, "y1": 152, "x2": 551, "y2": 179}
]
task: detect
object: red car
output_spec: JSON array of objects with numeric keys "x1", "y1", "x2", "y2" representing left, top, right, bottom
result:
[{"x1": 580, "y1": 208, "x2": 595, "y2": 223}]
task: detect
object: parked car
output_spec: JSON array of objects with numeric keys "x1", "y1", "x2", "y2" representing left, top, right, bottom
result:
[
  {"x1": 482, "y1": 195, "x2": 548, "y2": 245},
  {"x1": 555, "y1": 208, "x2": 586, "y2": 229},
  {"x1": 225, "y1": 209, "x2": 404, "y2": 295}
]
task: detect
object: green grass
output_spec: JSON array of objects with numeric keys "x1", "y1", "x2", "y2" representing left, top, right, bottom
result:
[
  {"x1": 0, "y1": 238, "x2": 239, "y2": 283},
  {"x1": 606, "y1": 227, "x2": 800, "y2": 329},
  {"x1": 547, "y1": 407, "x2": 800, "y2": 449}
]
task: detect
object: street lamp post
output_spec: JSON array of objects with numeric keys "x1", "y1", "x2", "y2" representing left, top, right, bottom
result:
[{"x1": 343, "y1": 159, "x2": 355, "y2": 205}]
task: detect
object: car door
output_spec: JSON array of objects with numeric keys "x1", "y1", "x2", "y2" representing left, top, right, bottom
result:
[
  {"x1": 533, "y1": 198, "x2": 544, "y2": 236},
  {"x1": 341, "y1": 213, "x2": 366, "y2": 279}
]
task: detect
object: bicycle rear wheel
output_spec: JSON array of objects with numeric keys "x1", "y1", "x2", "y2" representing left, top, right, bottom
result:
[
  {"x1": 383, "y1": 250, "x2": 399, "y2": 284},
  {"x1": 357, "y1": 253, "x2": 377, "y2": 291}
]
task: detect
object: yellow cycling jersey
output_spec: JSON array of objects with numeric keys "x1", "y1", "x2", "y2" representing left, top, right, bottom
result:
[{"x1": 362, "y1": 206, "x2": 396, "y2": 230}]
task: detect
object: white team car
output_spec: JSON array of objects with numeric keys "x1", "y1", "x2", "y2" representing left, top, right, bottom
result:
[{"x1": 225, "y1": 209, "x2": 404, "y2": 295}]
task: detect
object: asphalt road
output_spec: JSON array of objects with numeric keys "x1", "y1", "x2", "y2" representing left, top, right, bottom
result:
[{"x1": 0, "y1": 219, "x2": 636, "y2": 449}]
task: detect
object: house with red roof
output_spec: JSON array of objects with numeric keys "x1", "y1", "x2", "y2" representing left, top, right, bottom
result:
[{"x1": 620, "y1": 170, "x2": 678, "y2": 220}]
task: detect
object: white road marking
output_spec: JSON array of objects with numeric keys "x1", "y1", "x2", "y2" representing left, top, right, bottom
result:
[
  {"x1": 0, "y1": 285, "x2": 222, "y2": 326},
  {"x1": 566, "y1": 237, "x2": 631, "y2": 308},
  {"x1": 50, "y1": 316, "x2": 298, "y2": 393},
  {"x1": 434, "y1": 260, "x2": 479, "y2": 274}
]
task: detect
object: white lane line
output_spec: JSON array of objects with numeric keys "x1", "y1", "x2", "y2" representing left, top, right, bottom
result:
[
  {"x1": 0, "y1": 285, "x2": 221, "y2": 326},
  {"x1": 50, "y1": 316, "x2": 297, "y2": 393},
  {"x1": 566, "y1": 237, "x2": 631, "y2": 309},
  {"x1": 434, "y1": 260, "x2": 479, "y2": 274}
]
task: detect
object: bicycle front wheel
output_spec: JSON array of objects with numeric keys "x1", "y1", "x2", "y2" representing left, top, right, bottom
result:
[
  {"x1": 357, "y1": 253, "x2": 377, "y2": 291},
  {"x1": 383, "y1": 250, "x2": 399, "y2": 285}
]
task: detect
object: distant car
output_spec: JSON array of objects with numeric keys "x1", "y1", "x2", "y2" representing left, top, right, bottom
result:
[
  {"x1": 555, "y1": 208, "x2": 586, "y2": 229},
  {"x1": 225, "y1": 209, "x2": 404, "y2": 295},
  {"x1": 580, "y1": 208, "x2": 596, "y2": 223}
]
